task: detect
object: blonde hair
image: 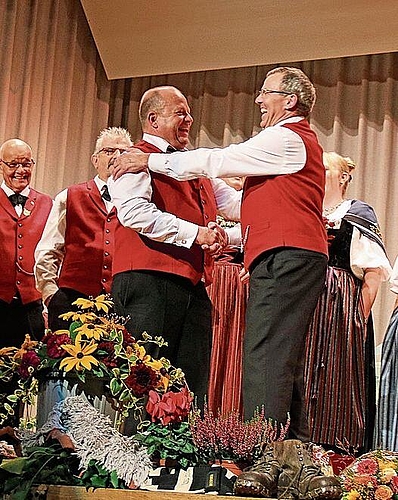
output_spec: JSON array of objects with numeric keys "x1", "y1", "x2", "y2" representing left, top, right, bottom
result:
[{"x1": 323, "y1": 151, "x2": 356, "y2": 194}]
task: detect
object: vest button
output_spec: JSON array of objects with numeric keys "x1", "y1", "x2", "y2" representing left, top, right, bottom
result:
[
  {"x1": 106, "y1": 229, "x2": 110, "y2": 234},
  {"x1": 104, "y1": 252, "x2": 109, "y2": 256},
  {"x1": 18, "y1": 234, "x2": 23, "y2": 238},
  {"x1": 102, "y1": 278, "x2": 106, "y2": 283},
  {"x1": 105, "y1": 240, "x2": 110, "y2": 245},
  {"x1": 17, "y1": 280, "x2": 21, "y2": 285},
  {"x1": 18, "y1": 244, "x2": 23, "y2": 249}
]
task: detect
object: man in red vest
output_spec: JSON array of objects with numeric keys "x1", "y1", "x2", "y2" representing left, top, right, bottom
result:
[
  {"x1": 111, "y1": 69, "x2": 328, "y2": 438},
  {"x1": 0, "y1": 139, "x2": 52, "y2": 348},
  {"x1": 108, "y1": 86, "x2": 241, "y2": 409},
  {"x1": 34, "y1": 127, "x2": 132, "y2": 332}
]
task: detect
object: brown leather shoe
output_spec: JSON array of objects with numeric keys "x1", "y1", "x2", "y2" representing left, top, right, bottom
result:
[
  {"x1": 234, "y1": 442, "x2": 281, "y2": 497},
  {"x1": 234, "y1": 469, "x2": 279, "y2": 497}
]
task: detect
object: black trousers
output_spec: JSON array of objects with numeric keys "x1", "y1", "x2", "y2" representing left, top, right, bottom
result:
[
  {"x1": 0, "y1": 297, "x2": 44, "y2": 348},
  {"x1": 47, "y1": 288, "x2": 88, "y2": 332},
  {"x1": 243, "y1": 248, "x2": 327, "y2": 441},
  {"x1": 112, "y1": 270, "x2": 212, "y2": 405}
]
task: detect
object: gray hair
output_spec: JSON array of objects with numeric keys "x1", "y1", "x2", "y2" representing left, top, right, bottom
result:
[
  {"x1": 267, "y1": 67, "x2": 316, "y2": 117},
  {"x1": 93, "y1": 127, "x2": 132, "y2": 154}
]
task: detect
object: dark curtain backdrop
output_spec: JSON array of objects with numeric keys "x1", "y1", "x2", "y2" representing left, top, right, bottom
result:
[{"x1": 1, "y1": 0, "x2": 397, "y2": 344}]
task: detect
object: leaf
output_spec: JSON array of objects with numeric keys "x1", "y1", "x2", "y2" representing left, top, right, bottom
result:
[
  {"x1": 110, "y1": 377, "x2": 122, "y2": 395},
  {"x1": 90, "y1": 475, "x2": 107, "y2": 488},
  {"x1": 0, "y1": 457, "x2": 27, "y2": 475},
  {"x1": 110, "y1": 470, "x2": 119, "y2": 488}
]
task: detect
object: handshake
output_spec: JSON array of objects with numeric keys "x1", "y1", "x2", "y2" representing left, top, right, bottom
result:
[{"x1": 195, "y1": 221, "x2": 228, "y2": 257}]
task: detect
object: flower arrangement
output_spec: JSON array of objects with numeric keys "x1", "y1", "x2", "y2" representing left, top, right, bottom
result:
[
  {"x1": 0, "y1": 294, "x2": 189, "y2": 429},
  {"x1": 339, "y1": 450, "x2": 398, "y2": 499},
  {"x1": 189, "y1": 403, "x2": 290, "y2": 464}
]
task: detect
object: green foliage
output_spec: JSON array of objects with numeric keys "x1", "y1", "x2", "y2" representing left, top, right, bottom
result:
[
  {"x1": 0, "y1": 443, "x2": 81, "y2": 499},
  {"x1": 135, "y1": 421, "x2": 199, "y2": 469},
  {"x1": 79, "y1": 461, "x2": 129, "y2": 490},
  {"x1": 0, "y1": 443, "x2": 130, "y2": 498}
]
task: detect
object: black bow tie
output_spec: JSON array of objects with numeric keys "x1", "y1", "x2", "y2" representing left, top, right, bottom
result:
[
  {"x1": 166, "y1": 145, "x2": 177, "y2": 153},
  {"x1": 9, "y1": 193, "x2": 28, "y2": 207},
  {"x1": 101, "y1": 185, "x2": 111, "y2": 202}
]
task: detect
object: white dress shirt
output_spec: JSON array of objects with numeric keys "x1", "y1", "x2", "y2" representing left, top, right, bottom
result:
[
  {"x1": 108, "y1": 133, "x2": 241, "y2": 249},
  {"x1": 148, "y1": 116, "x2": 307, "y2": 180},
  {"x1": 34, "y1": 176, "x2": 110, "y2": 303},
  {"x1": 1, "y1": 182, "x2": 30, "y2": 217}
]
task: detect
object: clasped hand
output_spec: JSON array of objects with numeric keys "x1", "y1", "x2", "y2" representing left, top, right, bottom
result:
[{"x1": 196, "y1": 221, "x2": 228, "y2": 257}]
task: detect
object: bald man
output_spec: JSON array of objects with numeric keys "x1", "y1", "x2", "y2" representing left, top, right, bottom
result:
[{"x1": 0, "y1": 139, "x2": 52, "y2": 347}]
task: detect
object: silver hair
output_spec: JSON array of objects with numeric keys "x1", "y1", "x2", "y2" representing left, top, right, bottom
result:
[{"x1": 93, "y1": 127, "x2": 132, "y2": 154}]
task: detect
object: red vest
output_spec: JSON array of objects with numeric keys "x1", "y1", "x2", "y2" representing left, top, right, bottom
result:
[
  {"x1": 112, "y1": 140, "x2": 218, "y2": 285},
  {"x1": 241, "y1": 120, "x2": 328, "y2": 270},
  {"x1": 0, "y1": 188, "x2": 52, "y2": 303},
  {"x1": 58, "y1": 179, "x2": 117, "y2": 295}
]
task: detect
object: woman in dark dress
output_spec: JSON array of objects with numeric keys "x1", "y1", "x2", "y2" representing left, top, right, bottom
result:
[{"x1": 305, "y1": 152, "x2": 391, "y2": 452}]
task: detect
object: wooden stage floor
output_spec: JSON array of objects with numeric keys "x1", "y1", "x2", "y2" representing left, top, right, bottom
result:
[{"x1": 44, "y1": 485, "x2": 266, "y2": 499}]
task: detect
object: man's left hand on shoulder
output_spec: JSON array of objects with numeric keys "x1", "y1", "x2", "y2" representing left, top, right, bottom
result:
[{"x1": 111, "y1": 147, "x2": 149, "y2": 179}]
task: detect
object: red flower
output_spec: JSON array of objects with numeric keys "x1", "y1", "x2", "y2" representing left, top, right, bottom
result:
[
  {"x1": 45, "y1": 333, "x2": 72, "y2": 358},
  {"x1": 146, "y1": 387, "x2": 193, "y2": 425},
  {"x1": 122, "y1": 330, "x2": 136, "y2": 348},
  {"x1": 391, "y1": 476, "x2": 398, "y2": 493},
  {"x1": 355, "y1": 458, "x2": 378, "y2": 475},
  {"x1": 97, "y1": 341, "x2": 118, "y2": 368},
  {"x1": 125, "y1": 363, "x2": 158, "y2": 396},
  {"x1": 18, "y1": 351, "x2": 41, "y2": 379}
]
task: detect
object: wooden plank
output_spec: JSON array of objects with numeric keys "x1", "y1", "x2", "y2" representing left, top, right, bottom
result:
[{"x1": 44, "y1": 485, "x2": 267, "y2": 500}]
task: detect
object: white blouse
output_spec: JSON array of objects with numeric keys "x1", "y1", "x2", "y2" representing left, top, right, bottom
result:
[{"x1": 324, "y1": 199, "x2": 391, "y2": 281}]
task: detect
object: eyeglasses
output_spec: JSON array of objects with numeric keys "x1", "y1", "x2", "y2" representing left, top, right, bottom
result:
[
  {"x1": 257, "y1": 88, "x2": 293, "y2": 97},
  {"x1": 97, "y1": 147, "x2": 127, "y2": 156},
  {"x1": 0, "y1": 159, "x2": 35, "y2": 169}
]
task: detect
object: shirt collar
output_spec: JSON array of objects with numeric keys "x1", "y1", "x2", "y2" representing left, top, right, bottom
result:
[
  {"x1": 142, "y1": 133, "x2": 174, "y2": 152},
  {"x1": 94, "y1": 175, "x2": 107, "y2": 193},
  {"x1": 274, "y1": 116, "x2": 305, "y2": 127},
  {"x1": 1, "y1": 181, "x2": 30, "y2": 198}
]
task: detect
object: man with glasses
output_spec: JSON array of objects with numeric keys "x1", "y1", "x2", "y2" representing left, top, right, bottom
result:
[
  {"x1": 111, "y1": 69, "x2": 329, "y2": 463},
  {"x1": 0, "y1": 138, "x2": 52, "y2": 347},
  {"x1": 34, "y1": 127, "x2": 132, "y2": 331}
]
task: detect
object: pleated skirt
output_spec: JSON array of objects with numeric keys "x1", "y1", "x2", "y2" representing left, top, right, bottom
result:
[
  {"x1": 304, "y1": 266, "x2": 375, "y2": 450},
  {"x1": 207, "y1": 260, "x2": 249, "y2": 415}
]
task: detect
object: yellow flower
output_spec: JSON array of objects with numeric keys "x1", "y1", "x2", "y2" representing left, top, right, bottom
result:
[
  {"x1": 53, "y1": 329, "x2": 71, "y2": 335},
  {"x1": 59, "y1": 334, "x2": 99, "y2": 372},
  {"x1": 73, "y1": 294, "x2": 113, "y2": 313},
  {"x1": 75, "y1": 323, "x2": 108, "y2": 341},
  {"x1": 135, "y1": 344, "x2": 163, "y2": 371},
  {"x1": 346, "y1": 490, "x2": 361, "y2": 499},
  {"x1": 59, "y1": 311, "x2": 98, "y2": 323},
  {"x1": 380, "y1": 467, "x2": 397, "y2": 483}
]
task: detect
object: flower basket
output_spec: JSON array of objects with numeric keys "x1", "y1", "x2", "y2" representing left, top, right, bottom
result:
[
  {"x1": 339, "y1": 449, "x2": 398, "y2": 499},
  {"x1": 0, "y1": 294, "x2": 191, "y2": 432}
]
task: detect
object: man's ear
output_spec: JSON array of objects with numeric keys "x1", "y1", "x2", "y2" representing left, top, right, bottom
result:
[
  {"x1": 148, "y1": 112, "x2": 158, "y2": 129},
  {"x1": 91, "y1": 153, "x2": 98, "y2": 170},
  {"x1": 285, "y1": 93, "x2": 298, "y2": 111}
]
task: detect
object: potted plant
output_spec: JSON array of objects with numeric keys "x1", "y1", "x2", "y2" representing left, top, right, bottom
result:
[{"x1": 188, "y1": 403, "x2": 290, "y2": 474}]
